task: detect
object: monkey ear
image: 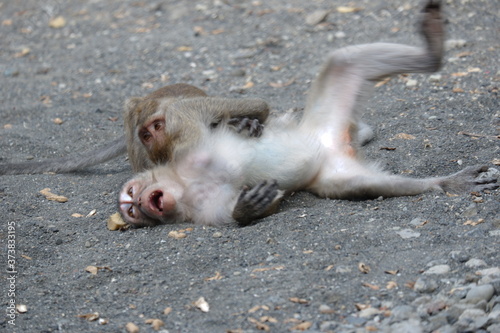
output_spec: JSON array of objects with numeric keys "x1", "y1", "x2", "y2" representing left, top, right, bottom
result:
[{"x1": 124, "y1": 97, "x2": 144, "y2": 114}]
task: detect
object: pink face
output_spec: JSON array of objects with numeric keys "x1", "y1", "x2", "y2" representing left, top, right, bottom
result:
[
  {"x1": 138, "y1": 117, "x2": 166, "y2": 149},
  {"x1": 118, "y1": 175, "x2": 179, "y2": 227}
]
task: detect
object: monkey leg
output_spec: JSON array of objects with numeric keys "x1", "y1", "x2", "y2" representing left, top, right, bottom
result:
[
  {"x1": 308, "y1": 164, "x2": 498, "y2": 200},
  {"x1": 300, "y1": 0, "x2": 444, "y2": 151}
]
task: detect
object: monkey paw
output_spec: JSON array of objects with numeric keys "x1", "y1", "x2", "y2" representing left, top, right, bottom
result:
[
  {"x1": 440, "y1": 165, "x2": 499, "y2": 194},
  {"x1": 228, "y1": 117, "x2": 264, "y2": 137},
  {"x1": 232, "y1": 180, "x2": 281, "y2": 226}
]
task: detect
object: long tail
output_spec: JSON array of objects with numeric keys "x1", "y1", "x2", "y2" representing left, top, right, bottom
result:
[{"x1": 0, "y1": 136, "x2": 127, "y2": 175}]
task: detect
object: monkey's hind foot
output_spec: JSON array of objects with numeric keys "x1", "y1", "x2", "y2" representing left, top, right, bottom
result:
[
  {"x1": 439, "y1": 165, "x2": 499, "y2": 194},
  {"x1": 420, "y1": 0, "x2": 444, "y2": 71},
  {"x1": 232, "y1": 180, "x2": 282, "y2": 226}
]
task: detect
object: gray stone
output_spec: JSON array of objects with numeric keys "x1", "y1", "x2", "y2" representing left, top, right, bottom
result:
[
  {"x1": 424, "y1": 264, "x2": 451, "y2": 275},
  {"x1": 414, "y1": 277, "x2": 438, "y2": 293},
  {"x1": 390, "y1": 305, "x2": 416, "y2": 322},
  {"x1": 487, "y1": 324, "x2": 500, "y2": 332},
  {"x1": 396, "y1": 228, "x2": 421, "y2": 239},
  {"x1": 466, "y1": 284, "x2": 495, "y2": 303},
  {"x1": 390, "y1": 319, "x2": 423, "y2": 333},
  {"x1": 465, "y1": 258, "x2": 488, "y2": 268}
]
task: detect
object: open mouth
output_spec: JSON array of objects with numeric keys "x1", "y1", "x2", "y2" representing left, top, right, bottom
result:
[{"x1": 148, "y1": 190, "x2": 164, "y2": 215}]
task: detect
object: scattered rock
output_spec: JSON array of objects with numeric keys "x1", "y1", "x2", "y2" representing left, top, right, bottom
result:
[
  {"x1": 465, "y1": 284, "x2": 495, "y2": 304},
  {"x1": 396, "y1": 228, "x2": 421, "y2": 239},
  {"x1": 424, "y1": 265, "x2": 451, "y2": 275},
  {"x1": 465, "y1": 258, "x2": 487, "y2": 268},
  {"x1": 414, "y1": 277, "x2": 438, "y2": 293}
]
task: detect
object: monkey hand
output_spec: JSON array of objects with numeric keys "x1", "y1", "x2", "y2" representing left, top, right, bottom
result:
[
  {"x1": 232, "y1": 180, "x2": 283, "y2": 226},
  {"x1": 438, "y1": 165, "x2": 499, "y2": 194},
  {"x1": 228, "y1": 117, "x2": 264, "y2": 137}
]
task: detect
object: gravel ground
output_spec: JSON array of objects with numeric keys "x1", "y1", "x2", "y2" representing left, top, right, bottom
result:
[{"x1": 1, "y1": 0, "x2": 499, "y2": 332}]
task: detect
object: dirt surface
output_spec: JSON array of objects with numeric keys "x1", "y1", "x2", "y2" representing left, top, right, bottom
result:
[{"x1": 1, "y1": 0, "x2": 499, "y2": 332}]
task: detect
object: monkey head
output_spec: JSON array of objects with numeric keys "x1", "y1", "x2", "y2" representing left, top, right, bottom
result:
[{"x1": 118, "y1": 168, "x2": 185, "y2": 227}]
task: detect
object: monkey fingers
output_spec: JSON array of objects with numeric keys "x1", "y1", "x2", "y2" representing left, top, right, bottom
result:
[
  {"x1": 228, "y1": 117, "x2": 264, "y2": 137},
  {"x1": 232, "y1": 180, "x2": 279, "y2": 226}
]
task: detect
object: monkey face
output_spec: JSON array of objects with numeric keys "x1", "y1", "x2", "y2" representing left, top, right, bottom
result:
[{"x1": 118, "y1": 170, "x2": 184, "y2": 227}]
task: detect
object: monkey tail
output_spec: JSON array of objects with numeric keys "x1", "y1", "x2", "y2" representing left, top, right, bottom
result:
[{"x1": 0, "y1": 137, "x2": 127, "y2": 175}]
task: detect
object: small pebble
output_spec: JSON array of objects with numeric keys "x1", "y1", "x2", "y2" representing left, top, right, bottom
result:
[
  {"x1": 212, "y1": 232, "x2": 222, "y2": 238},
  {"x1": 424, "y1": 265, "x2": 451, "y2": 275},
  {"x1": 465, "y1": 258, "x2": 487, "y2": 268},
  {"x1": 465, "y1": 284, "x2": 495, "y2": 304},
  {"x1": 406, "y1": 79, "x2": 418, "y2": 87},
  {"x1": 414, "y1": 277, "x2": 438, "y2": 293}
]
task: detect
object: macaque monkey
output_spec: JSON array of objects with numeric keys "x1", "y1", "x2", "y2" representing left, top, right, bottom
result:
[
  {"x1": 118, "y1": 1, "x2": 498, "y2": 228},
  {"x1": 0, "y1": 84, "x2": 269, "y2": 175}
]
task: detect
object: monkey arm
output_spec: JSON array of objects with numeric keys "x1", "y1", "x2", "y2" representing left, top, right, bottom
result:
[{"x1": 232, "y1": 180, "x2": 284, "y2": 226}]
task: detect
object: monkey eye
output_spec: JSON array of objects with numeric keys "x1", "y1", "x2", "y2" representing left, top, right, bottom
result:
[
  {"x1": 127, "y1": 205, "x2": 135, "y2": 218},
  {"x1": 127, "y1": 187, "x2": 133, "y2": 197},
  {"x1": 153, "y1": 120, "x2": 163, "y2": 131},
  {"x1": 141, "y1": 132, "x2": 152, "y2": 142}
]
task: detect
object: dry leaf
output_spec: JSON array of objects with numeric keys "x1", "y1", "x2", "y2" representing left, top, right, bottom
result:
[
  {"x1": 77, "y1": 312, "x2": 100, "y2": 321},
  {"x1": 40, "y1": 95, "x2": 53, "y2": 105},
  {"x1": 405, "y1": 281, "x2": 416, "y2": 289},
  {"x1": 393, "y1": 133, "x2": 416, "y2": 140},
  {"x1": 468, "y1": 67, "x2": 481, "y2": 73},
  {"x1": 163, "y1": 307, "x2": 172, "y2": 315},
  {"x1": 107, "y1": 212, "x2": 128, "y2": 231},
  {"x1": 85, "y1": 265, "x2": 112, "y2": 275},
  {"x1": 325, "y1": 265, "x2": 334, "y2": 271},
  {"x1": 204, "y1": 271, "x2": 223, "y2": 281},
  {"x1": 375, "y1": 77, "x2": 391, "y2": 88},
  {"x1": 492, "y1": 158, "x2": 500, "y2": 166},
  {"x1": 86, "y1": 209, "x2": 97, "y2": 217},
  {"x1": 248, "y1": 317, "x2": 270, "y2": 331},
  {"x1": 260, "y1": 316, "x2": 278, "y2": 323},
  {"x1": 290, "y1": 321, "x2": 312, "y2": 331},
  {"x1": 194, "y1": 297, "x2": 209, "y2": 312},
  {"x1": 337, "y1": 6, "x2": 363, "y2": 13},
  {"x1": 362, "y1": 282, "x2": 380, "y2": 290},
  {"x1": 451, "y1": 72, "x2": 468, "y2": 77},
  {"x1": 168, "y1": 230, "x2": 187, "y2": 239},
  {"x1": 21, "y1": 254, "x2": 32, "y2": 260},
  {"x1": 4, "y1": 124, "x2": 13, "y2": 129},
  {"x1": 289, "y1": 297, "x2": 309, "y2": 304},
  {"x1": 125, "y1": 322, "x2": 139, "y2": 333},
  {"x1": 463, "y1": 218, "x2": 484, "y2": 226},
  {"x1": 248, "y1": 305, "x2": 269, "y2": 313},
  {"x1": 452, "y1": 87, "x2": 464, "y2": 93},
  {"x1": 252, "y1": 265, "x2": 285, "y2": 273},
  {"x1": 177, "y1": 46, "x2": 192, "y2": 52},
  {"x1": 145, "y1": 318, "x2": 164, "y2": 331},
  {"x1": 358, "y1": 262, "x2": 371, "y2": 274},
  {"x1": 14, "y1": 47, "x2": 30, "y2": 58},
  {"x1": 49, "y1": 16, "x2": 66, "y2": 28},
  {"x1": 211, "y1": 29, "x2": 224, "y2": 35},
  {"x1": 242, "y1": 81, "x2": 254, "y2": 89},
  {"x1": 386, "y1": 281, "x2": 398, "y2": 289},
  {"x1": 380, "y1": 147, "x2": 396, "y2": 151},
  {"x1": 72, "y1": 213, "x2": 83, "y2": 218},
  {"x1": 384, "y1": 270, "x2": 399, "y2": 275},
  {"x1": 2, "y1": 19, "x2": 13, "y2": 26},
  {"x1": 302, "y1": 250, "x2": 313, "y2": 254},
  {"x1": 355, "y1": 303, "x2": 370, "y2": 311},
  {"x1": 40, "y1": 188, "x2": 68, "y2": 203}
]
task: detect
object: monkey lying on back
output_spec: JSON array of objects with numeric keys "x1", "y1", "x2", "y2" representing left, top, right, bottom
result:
[
  {"x1": 0, "y1": 84, "x2": 269, "y2": 175},
  {"x1": 118, "y1": 0, "x2": 498, "y2": 228}
]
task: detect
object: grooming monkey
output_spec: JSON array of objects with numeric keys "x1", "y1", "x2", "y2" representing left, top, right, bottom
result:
[
  {"x1": 118, "y1": 0, "x2": 498, "y2": 228},
  {"x1": 0, "y1": 84, "x2": 269, "y2": 175}
]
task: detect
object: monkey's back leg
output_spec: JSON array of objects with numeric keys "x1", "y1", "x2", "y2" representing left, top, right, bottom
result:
[{"x1": 300, "y1": 0, "x2": 443, "y2": 153}]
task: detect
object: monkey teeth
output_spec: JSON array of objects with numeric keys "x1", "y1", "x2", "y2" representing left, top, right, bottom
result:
[{"x1": 149, "y1": 190, "x2": 164, "y2": 213}]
